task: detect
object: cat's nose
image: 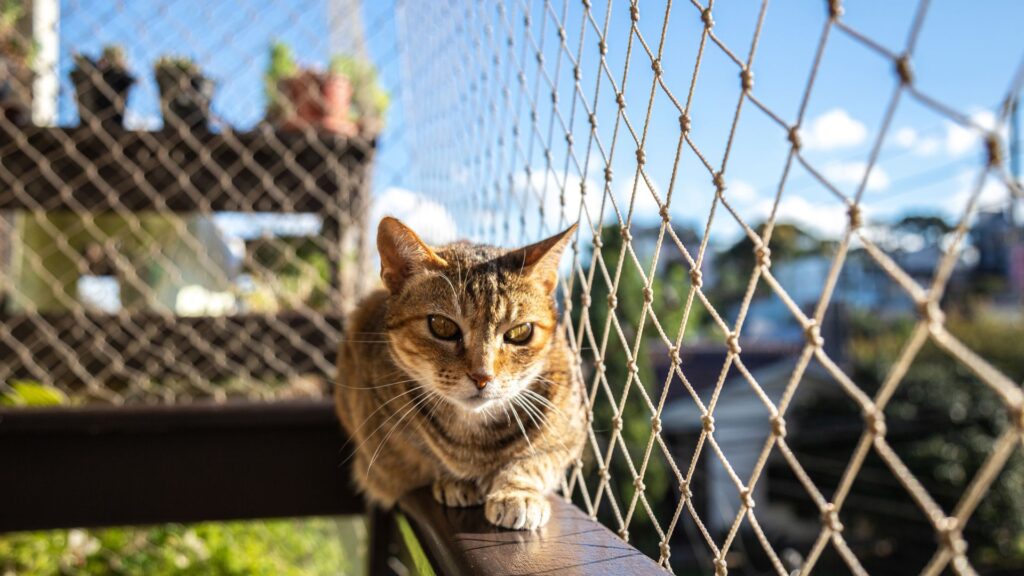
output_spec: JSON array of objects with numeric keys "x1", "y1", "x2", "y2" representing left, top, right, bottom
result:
[{"x1": 468, "y1": 371, "x2": 494, "y2": 390}]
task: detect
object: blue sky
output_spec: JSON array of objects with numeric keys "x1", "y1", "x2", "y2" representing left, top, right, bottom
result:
[{"x1": 55, "y1": 1, "x2": 1023, "y2": 245}]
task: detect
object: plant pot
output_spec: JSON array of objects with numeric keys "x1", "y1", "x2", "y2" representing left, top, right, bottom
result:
[
  {"x1": 0, "y1": 51, "x2": 33, "y2": 126},
  {"x1": 156, "y1": 67, "x2": 215, "y2": 132},
  {"x1": 71, "y1": 62, "x2": 135, "y2": 130},
  {"x1": 276, "y1": 71, "x2": 356, "y2": 136}
]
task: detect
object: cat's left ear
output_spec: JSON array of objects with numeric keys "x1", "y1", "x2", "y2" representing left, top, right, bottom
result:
[{"x1": 515, "y1": 223, "x2": 578, "y2": 293}]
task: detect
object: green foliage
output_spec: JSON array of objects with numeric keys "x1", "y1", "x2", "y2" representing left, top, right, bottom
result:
[
  {"x1": 264, "y1": 41, "x2": 297, "y2": 109},
  {"x1": 712, "y1": 222, "x2": 833, "y2": 309},
  {"x1": 329, "y1": 55, "x2": 390, "y2": 129},
  {"x1": 0, "y1": 517, "x2": 361, "y2": 575},
  {"x1": 1, "y1": 381, "x2": 68, "y2": 406},
  {"x1": 783, "y1": 312, "x2": 1024, "y2": 572},
  {"x1": 154, "y1": 56, "x2": 200, "y2": 75}
]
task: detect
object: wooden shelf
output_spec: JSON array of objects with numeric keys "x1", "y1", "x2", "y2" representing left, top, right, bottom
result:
[
  {"x1": 0, "y1": 311, "x2": 343, "y2": 384},
  {"x1": 0, "y1": 125, "x2": 374, "y2": 213}
]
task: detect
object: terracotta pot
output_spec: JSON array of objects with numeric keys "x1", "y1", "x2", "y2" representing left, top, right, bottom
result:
[{"x1": 276, "y1": 71, "x2": 356, "y2": 136}]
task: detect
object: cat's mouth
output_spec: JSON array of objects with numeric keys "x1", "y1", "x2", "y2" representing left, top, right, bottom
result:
[{"x1": 455, "y1": 390, "x2": 505, "y2": 412}]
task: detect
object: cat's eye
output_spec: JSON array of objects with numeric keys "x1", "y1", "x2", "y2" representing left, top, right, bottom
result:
[
  {"x1": 427, "y1": 315, "x2": 461, "y2": 341},
  {"x1": 504, "y1": 323, "x2": 533, "y2": 345}
]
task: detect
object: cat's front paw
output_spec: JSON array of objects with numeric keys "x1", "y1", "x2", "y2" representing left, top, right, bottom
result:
[
  {"x1": 484, "y1": 491, "x2": 551, "y2": 530},
  {"x1": 432, "y1": 478, "x2": 484, "y2": 508}
]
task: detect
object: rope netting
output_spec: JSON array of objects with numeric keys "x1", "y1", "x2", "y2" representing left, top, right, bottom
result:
[
  {"x1": 396, "y1": 0, "x2": 1023, "y2": 574},
  {"x1": 0, "y1": 0, "x2": 1022, "y2": 574}
]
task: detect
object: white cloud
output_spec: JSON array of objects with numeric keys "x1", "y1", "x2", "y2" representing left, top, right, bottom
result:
[
  {"x1": 727, "y1": 179, "x2": 758, "y2": 204},
  {"x1": 945, "y1": 110, "x2": 998, "y2": 157},
  {"x1": 371, "y1": 187, "x2": 459, "y2": 245},
  {"x1": 822, "y1": 161, "x2": 890, "y2": 191},
  {"x1": 752, "y1": 195, "x2": 857, "y2": 239},
  {"x1": 945, "y1": 169, "x2": 1012, "y2": 216},
  {"x1": 615, "y1": 172, "x2": 664, "y2": 221},
  {"x1": 892, "y1": 126, "x2": 940, "y2": 157},
  {"x1": 802, "y1": 108, "x2": 867, "y2": 151}
]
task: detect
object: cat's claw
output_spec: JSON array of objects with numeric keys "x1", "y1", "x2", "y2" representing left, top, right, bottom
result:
[
  {"x1": 432, "y1": 478, "x2": 484, "y2": 508},
  {"x1": 485, "y1": 491, "x2": 551, "y2": 530}
]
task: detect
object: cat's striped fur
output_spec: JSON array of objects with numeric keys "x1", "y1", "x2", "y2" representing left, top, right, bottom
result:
[{"x1": 334, "y1": 217, "x2": 587, "y2": 530}]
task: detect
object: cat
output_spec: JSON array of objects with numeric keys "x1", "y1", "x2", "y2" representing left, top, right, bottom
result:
[{"x1": 334, "y1": 217, "x2": 587, "y2": 530}]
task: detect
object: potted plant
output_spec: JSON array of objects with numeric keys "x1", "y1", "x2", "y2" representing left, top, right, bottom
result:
[
  {"x1": 329, "y1": 55, "x2": 389, "y2": 138},
  {"x1": 0, "y1": 0, "x2": 34, "y2": 126},
  {"x1": 70, "y1": 45, "x2": 135, "y2": 129},
  {"x1": 154, "y1": 56, "x2": 215, "y2": 132},
  {"x1": 263, "y1": 41, "x2": 356, "y2": 136}
]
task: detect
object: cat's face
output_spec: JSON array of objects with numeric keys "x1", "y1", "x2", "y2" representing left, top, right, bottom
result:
[{"x1": 377, "y1": 218, "x2": 575, "y2": 414}]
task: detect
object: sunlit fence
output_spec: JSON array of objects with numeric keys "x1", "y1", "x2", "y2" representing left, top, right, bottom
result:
[{"x1": 1, "y1": 1, "x2": 1023, "y2": 575}]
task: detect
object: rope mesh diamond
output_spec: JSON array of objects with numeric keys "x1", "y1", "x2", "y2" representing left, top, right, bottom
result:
[{"x1": 397, "y1": 1, "x2": 1023, "y2": 574}]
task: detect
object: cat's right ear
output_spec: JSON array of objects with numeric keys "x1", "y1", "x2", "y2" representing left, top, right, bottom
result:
[{"x1": 377, "y1": 217, "x2": 448, "y2": 293}]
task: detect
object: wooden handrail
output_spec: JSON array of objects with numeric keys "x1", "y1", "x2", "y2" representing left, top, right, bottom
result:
[{"x1": 398, "y1": 487, "x2": 667, "y2": 575}]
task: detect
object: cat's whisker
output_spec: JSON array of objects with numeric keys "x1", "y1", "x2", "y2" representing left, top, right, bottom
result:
[
  {"x1": 517, "y1": 394, "x2": 573, "y2": 457},
  {"x1": 339, "y1": 386, "x2": 426, "y2": 465},
  {"x1": 366, "y1": 390, "x2": 436, "y2": 478},
  {"x1": 523, "y1": 387, "x2": 565, "y2": 417},
  {"x1": 508, "y1": 399, "x2": 535, "y2": 455}
]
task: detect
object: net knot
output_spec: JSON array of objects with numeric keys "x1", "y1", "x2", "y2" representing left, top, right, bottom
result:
[
  {"x1": 611, "y1": 415, "x2": 623, "y2": 432},
  {"x1": 659, "y1": 204, "x2": 671, "y2": 223},
  {"x1": 615, "y1": 91, "x2": 626, "y2": 109},
  {"x1": 938, "y1": 517, "x2": 968, "y2": 556},
  {"x1": 636, "y1": 148, "x2": 646, "y2": 165},
  {"x1": 712, "y1": 171, "x2": 726, "y2": 194},
  {"x1": 726, "y1": 332, "x2": 742, "y2": 356},
  {"x1": 598, "y1": 465, "x2": 610, "y2": 481},
  {"x1": 627, "y1": 358, "x2": 639, "y2": 376},
  {"x1": 629, "y1": 4, "x2": 639, "y2": 22},
  {"x1": 680, "y1": 481, "x2": 693, "y2": 500},
  {"x1": 599, "y1": 39, "x2": 608, "y2": 56},
  {"x1": 985, "y1": 132, "x2": 1003, "y2": 167},
  {"x1": 1011, "y1": 402, "x2": 1024, "y2": 434},
  {"x1": 821, "y1": 503, "x2": 844, "y2": 533},
  {"x1": 642, "y1": 286, "x2": 654, "y2": 303},
  {"x1": 579, "y1": 180, "x2": 588, "y2": 195},
  {"x1": 828, "y1": 0, "x2": 844, "y2": 19},
  {"x1": 755, "y1": 244, "x2": 772, "y2": 268},
  {"x1": 582, "y1": 0, "x2": 591, "y2": 9},
  {"x1": 633, "y1": 477, "x2": 645, "y2": 492},
  {"x1": 917, "y1": 299, "x2": 945, "y2": 329},
  {"x1": 558, "y1": 27, "x2": 567, "y2": 42},
  {"x1": 739, "y1": 488, "x2": 755, "y2": 509},
  {"x1": 863, "y1": 408, "x2": 887, "y2": 437},
  {"x1": 740, "y1": 68, "x2": 754, "y2": 92},
  {"x1": 620, "y1": 226, "x2": 633, "y2": 243},
  {"x1": 604, "y1": 165, "x2": 614, "y2": 182},
  {"x1": 668, "y1": 346, "x2": 681, "y2": 365},
  {"x1": 618, "y1": 528, "x2": 630, "y2": 541},
  {"x1": 651, "y1": 58, "x2": 663, "y2": 77},
  {"x1": 701, "y1": 8, "x2": 715, "y2": 29},
  {"x1": 596, "y1": 360, "x2": 606, "y2": 374},
  {"x1": 588, "y1": 112, "x2": 598, "y2": 127},
  {"x1": 690, "y1": 268, "x2": 704, "y2": 289},
  {"x1": 714, "y1": 557, "x2": 728, "y2": 576},
  {"x1": 788, "y1": 126, "x2": 802, "y2": 150},
  {"x1": 592, "y1": 232, "x2": 603, "y2": 248},
  {"x1": 607, "y1": 294, "x2": 618, "y2": 310},
  {"x1": 574, "y1": 65, "x2": 582, "y2": 81},
  {"x1": 770, "y1": 414, "x2": 787, "y2": 438},
  {"x1": 679, "y1": 113, "x2": 692, "y2": 134},
  {"x1": 701, "y1": 413, "x2": 716, "y2": 433},
  {"x1": 895, "y1": 55, "x2": 914, "y2": 86},
  {"x1": 847, "y1": 204, "x2": 863, "y2": 229},
  {"x1": 651, "y1": 415, "x2": 662, "y2": 434},
  {"x1": 659, "y1": 540, "x2": 671, "y2": 561},
  {"x1": 581, "y1": 292, "x2": 592, "y2": 307},
  {"x1": 804, "y1": 320, "x2": 824, "y2": 348}
]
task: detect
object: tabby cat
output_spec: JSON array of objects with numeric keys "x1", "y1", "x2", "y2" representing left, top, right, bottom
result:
[{"x1": 334, "y1": 217, "x2": 587, "y2": 530}]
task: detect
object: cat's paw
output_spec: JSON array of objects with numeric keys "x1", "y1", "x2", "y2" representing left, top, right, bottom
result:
[
  {"x1": 432, "y1": 478, "x2": 484, "y2": 508},
  {"x1": 484, "y1": 491, "x2": 551, "y2": 530}
]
